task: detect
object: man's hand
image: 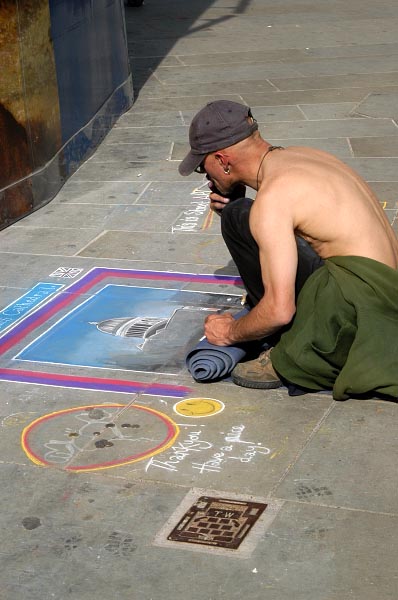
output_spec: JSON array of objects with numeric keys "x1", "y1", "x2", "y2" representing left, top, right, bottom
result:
[
  {"x1": 209, "y1": 188, "x2": 230, "y2": 214},
  {"x1": 204, "y1": 312, "x2": 236, "y2": 346},
  {"x1": 208, "y1": 181, "x2": 246, "y2": 214}
]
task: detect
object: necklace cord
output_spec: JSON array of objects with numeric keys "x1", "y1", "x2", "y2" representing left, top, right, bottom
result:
[{"x1": 256, "y1": 145, "x2": 284, "y2": 190}]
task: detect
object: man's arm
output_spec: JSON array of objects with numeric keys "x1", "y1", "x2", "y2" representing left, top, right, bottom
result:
[{"x1": 205, "y1": 190, "x2": 298, "y2": 345}]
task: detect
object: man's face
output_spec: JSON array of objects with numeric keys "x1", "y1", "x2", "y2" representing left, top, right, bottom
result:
[{"x1": 201, "y1": 154, "x2": 235, "y2": 196}]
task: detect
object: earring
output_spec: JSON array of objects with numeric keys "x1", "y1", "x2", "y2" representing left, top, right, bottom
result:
[{"x1": 223, "y1": 166, "x2": 230, "y2": 174}]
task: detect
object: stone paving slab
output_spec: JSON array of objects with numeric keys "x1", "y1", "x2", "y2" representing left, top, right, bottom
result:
[
  {"x1": 153, "y1": 63, "x2": 303, "y2": 86},
  {"x1": 354, "y1": 91, "x2": 398, "y2": 118},
  {"x1": 288, "y1": 55, "x2": 398, "y2": 78},
  {"x1": 77, "y1": 230, "x2": 232, "y2": 264},
  {"x1": 89, "y1": 141, "x2": 173, "y2": 162},
  {"x1": 130, "y1": 54, "x2": 183, "y2": 68},
  {"x1": 37, "y1": 204, "x2": 187, "y2": 234},
  {"x1": 368, "y1": 182, "x2": 398, "y2": 205},
  {"x1": 297, "y1": 102, "x2": 359, "y2": 120},
  {"x1": 0, "y1": 253, "x2": 238, "y2": 302},
  {"x1": 175, "y1": 44, "x2": 398, "y2": 67},
  {"x1": 177, "y1": 48, "x2": 314, "y2": 66},
  {"x1": 13, "y1": 203, "x2": 125, "y2": 230},
  {"x1": 259, "y1": 118, "x2": 398, "y2": 140},
  {"x1": 53, "y1": 180, "x2": 150, "y2": 205},
  {"x1": 271, "y1": 71, "x2": 398, "y2": 91},
  {"x1": 0, "y1": 254, "x2": 70, "y2": 289},
  {"x1": 350, "y1": 136, "x2": 398, "y2": 157},
  {"x1": 132, "y1": 92, "x2": 246, "y2": 112},
  {"x1": 0, "y1": 286, "x2": 30, "y2": 317},
  {"x1": 275, "y1": 399, "x2": 398, "y2": 514},
  {"x1": 0, "y1": 226, "x2": 103, "y2": 256},
  {"x1": 241, "y1": 86, "x2": 398, "y2": 108},
  {"x1": 128, "y1": 21, "x2": 398, "y2": 54},
  {"x1": 133, "y1": 81, "x2": 274, "y2": 100},
  {"x1": 342, "y1": 157, "x2": 398, "y2": 182},
  {"x1": 304, "y1": 41, "x2": 398, "y2": 59},
  {"x1": 103, "y1": 124, "x2": 190, "y2": 144},
  {"x1": 105, "y1": 204, "x2": 194, "y2": 232},
  {"x1": 0, "y1": 464, "x2": 397, "y2": 600},
  {"x1": 116, "y1": 109, "x2": 186, "y2": 128},
  {"x1": 72, "y1": 159, "x2": 190, "y2": 182}
]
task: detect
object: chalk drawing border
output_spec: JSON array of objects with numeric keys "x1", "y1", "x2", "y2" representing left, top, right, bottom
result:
[{"x1": 0, "y1": 267, "x2": 242, "y2": 396}]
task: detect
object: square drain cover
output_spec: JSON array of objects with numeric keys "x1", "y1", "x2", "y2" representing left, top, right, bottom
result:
[
  {"x1": 167, "y1": 496, "x2": 267, "y2": 549},
  {"x1": 154, "y1": 489, "x2": 283, "y2": 558}
]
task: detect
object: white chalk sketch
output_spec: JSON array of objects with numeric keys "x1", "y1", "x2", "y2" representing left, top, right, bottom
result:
[
  {"x1": 49, "y1": 267, "x2": 84, "y2": 278},
  {"x1": 90, "y1": 307, "x2": 207, "y2": 351},
  {"x1": 43, "y1": 407, "x2": 160, "y2": 464}
]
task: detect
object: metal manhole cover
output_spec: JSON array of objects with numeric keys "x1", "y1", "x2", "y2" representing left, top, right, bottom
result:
[{"x1": 167, "y1": 496, "x2": 267, "y2": 549}]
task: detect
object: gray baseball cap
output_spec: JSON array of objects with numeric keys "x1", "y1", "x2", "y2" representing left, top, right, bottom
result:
[{"x1": 178, "y1": 100, "x2": 258, "y2": 176}]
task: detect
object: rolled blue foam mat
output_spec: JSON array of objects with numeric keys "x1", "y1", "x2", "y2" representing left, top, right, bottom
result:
[{"x1": 186, "y1": 308, "x2": 251, "y2": 382}]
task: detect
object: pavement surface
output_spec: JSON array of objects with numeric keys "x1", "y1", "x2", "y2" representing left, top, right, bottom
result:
[{"x1": 1, "y1": 1, "x2": 398, "y2": 598}]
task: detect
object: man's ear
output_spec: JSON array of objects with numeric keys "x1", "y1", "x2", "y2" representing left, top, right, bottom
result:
[
  {"x1": 214, "y1": 152, "x2": 228, "y2": 170},
  {"x1": 214, "y1": 152, "x2": 231, "y2": 175}
]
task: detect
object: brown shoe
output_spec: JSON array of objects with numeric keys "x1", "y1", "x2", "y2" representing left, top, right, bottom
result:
[{"x1": 231, "y1": 349, "x2": 282, "y2": 389}]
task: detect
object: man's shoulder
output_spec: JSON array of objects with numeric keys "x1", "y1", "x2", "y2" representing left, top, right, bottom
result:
[{"x1": 257, "y1": 166, "x2": 309, "y2": 202}]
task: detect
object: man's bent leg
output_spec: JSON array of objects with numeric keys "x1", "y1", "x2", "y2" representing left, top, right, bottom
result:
[
  {"x1": 221, "y1": 198, "x2": 263, "y2": 307},
  {"x1": 221, "y1": 197, "x2": 324, "y2": 307}
]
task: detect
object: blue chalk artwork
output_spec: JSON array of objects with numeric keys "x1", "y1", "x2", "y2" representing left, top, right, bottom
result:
[{"x1": 16, "y1": 285, "x2": 240, "y2": 374}]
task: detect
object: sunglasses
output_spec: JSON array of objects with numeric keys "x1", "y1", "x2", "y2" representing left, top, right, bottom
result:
[{"x1": 194, "y1": 161, "x2": 207, "y2": 174}]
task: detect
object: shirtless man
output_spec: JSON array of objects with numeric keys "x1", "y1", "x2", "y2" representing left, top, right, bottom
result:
[{"x1": 179, "y1": 100, "x2": 398, "y2": 400}]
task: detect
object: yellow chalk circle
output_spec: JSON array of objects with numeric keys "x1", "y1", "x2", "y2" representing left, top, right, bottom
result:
[{"x1": 173, "y1": 398, "x2": 225, "y2": 418}]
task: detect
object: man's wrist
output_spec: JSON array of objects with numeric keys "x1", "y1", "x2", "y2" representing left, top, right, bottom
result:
[{"x1": 227, "y1": 319, "x2": 239, "y2": 344}]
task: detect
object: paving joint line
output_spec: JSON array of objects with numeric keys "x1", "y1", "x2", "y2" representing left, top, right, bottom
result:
[
  {"x1": 268, "y1": 400, "x2": 337, "y2": 497},
  {"x1": 277, "y1": 496, "x2": 398, "y2": 517},
  {"x1": 73, "y1": 230, "x2": 108, "y2": 257}
]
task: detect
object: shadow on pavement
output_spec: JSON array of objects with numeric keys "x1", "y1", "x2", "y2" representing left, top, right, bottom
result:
[{"x1": 124, "y1": 0, "x2": 252, "y2": 97}]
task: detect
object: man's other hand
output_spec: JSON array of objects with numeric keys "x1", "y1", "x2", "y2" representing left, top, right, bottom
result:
[
  {"x1": 204, "y1": 312, "x2": 236, "y2": 345},
  {"x1": 208, "y1": 182, "x2": 246, "y2": 214},
  {"x1": 209, "y1": 188, "x2": 230, "y2": 214}
]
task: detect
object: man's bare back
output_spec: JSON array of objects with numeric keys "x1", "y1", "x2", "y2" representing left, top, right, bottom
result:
[{"x1": 253, "y1": 146, "x2": 398, "y2": 269}]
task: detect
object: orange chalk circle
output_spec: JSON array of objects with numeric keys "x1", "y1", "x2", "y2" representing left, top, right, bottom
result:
[
  {"x1": 21, "y1": 403, "x2": 179, "y2": 472},
  {"x1": 173, "y1": 398, "x2": 225, "y2": 418}
]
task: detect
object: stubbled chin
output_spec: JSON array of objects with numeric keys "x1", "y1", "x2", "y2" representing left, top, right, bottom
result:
[{"x1": 215, "y1": 182, "x2": 233, "y2": 196}]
